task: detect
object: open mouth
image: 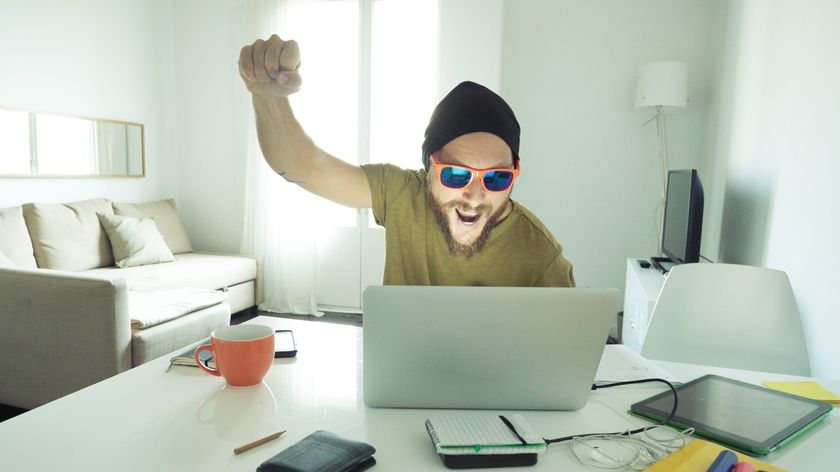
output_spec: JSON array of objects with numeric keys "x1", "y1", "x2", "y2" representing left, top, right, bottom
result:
[{"x1": 455, "y1": 208, "x2": 481, "y2": 225}]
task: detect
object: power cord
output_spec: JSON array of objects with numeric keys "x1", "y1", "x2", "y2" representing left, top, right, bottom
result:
[
  {"x1": 543, "y1": 378, "x2": 679, "y2": 445},
  {"x1": 542, "y1": 378, "x2": 683, "y2": 470}
]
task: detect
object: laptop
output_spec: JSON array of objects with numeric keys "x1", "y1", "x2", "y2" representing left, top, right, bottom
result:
[{"x1": 362, "y1": 286, "x2": 620, "y2": 410}]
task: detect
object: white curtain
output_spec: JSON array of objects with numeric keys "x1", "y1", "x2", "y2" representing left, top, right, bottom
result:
[
  {"x1": 240, "y1": 0, "x2": 435, "y2": 313},
  {"x1": 240, "y1": 0, "x2": 324, "y2": 315}
]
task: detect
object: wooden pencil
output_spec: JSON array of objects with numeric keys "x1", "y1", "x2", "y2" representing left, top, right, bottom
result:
[{"x1": 233, "y1": 430, "x2": 286, "y2": 455}]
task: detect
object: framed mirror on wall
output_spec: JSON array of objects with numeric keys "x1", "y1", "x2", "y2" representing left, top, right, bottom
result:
[{"x1": 0, "y1": 107, "x2": 145, "y2": 178}]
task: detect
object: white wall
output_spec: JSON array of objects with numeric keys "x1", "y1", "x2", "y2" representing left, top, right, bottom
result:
[
  {"x1": 0, "y1": 0, "x2": 178, "y2": 207},
  {"x1": 437, "y1": 0, "x2": 503, "y2": 97},
  {"x1": 711, "y1": 0, "x2": 840, "y2": 379},
  {"x1": 500, "y1": 0, "x2": 724, "y2": 291},
  {"x1": 169, "y1": 0, "x2": 249, "y2": 252}
]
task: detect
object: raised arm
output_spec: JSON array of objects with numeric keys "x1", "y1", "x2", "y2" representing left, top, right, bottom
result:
[{"x1": 239, "y1": 35, "x2": 372, "y2": 208}]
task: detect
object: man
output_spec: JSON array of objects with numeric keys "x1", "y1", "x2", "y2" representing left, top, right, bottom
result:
[{"x1": 239, "y1": 35, "x2": 574, "y2": 287}]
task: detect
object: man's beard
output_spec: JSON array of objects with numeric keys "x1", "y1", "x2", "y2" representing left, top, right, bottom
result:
[{"x1": 425, "y1": 185, "x2": 507, "y2": 259}]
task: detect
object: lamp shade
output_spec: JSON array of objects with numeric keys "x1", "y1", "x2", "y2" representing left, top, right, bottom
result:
[{"x1": 634, "y1": 61, "x2": 688, "y2": 110}]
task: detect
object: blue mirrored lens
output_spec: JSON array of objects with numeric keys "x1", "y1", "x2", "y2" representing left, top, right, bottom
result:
[
  {"x1": 483, "y1": 171, "x2": 514, "y2": 191},
  {"x1": 441, "y1": 167, "x2": 472, "y2": 188}
]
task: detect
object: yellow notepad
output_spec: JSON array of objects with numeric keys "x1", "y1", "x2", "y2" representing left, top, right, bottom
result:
[
  {"x1": 762, "y1": 380, "x2": 840, "y2": 404},
  {"x1": 646, "y1": 439, "x2": 783, "y2": 471}
]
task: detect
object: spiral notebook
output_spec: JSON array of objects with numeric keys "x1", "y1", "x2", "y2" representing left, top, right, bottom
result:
[
  {"x1": 425, "y1": 415, "x2": 546, "y2": 455},
  {"x1": 425, "y1": 415, "x2": 546, "y2": 468}
]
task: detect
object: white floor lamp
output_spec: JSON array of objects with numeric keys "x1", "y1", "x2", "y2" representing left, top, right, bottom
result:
[{"x1": 634, "y1": 61, "x2": 688, "y2": 255}]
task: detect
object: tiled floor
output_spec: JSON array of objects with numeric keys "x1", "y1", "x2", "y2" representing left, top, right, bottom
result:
[
  {"x1": 249, "y1": 310, "x2": 362, "y2": 327},
  {"x1": 0, "y1": 309, "x2": 360, "y2": 423}
]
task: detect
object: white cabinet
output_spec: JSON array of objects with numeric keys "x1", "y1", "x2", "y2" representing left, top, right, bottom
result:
[{"x1": 622, "y1": 258, "x2": 665, "y2": 353}]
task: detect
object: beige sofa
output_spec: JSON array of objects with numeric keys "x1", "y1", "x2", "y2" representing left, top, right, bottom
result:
[{"x1": 0, "y1": 198, "x2": 263, "y2": 409}]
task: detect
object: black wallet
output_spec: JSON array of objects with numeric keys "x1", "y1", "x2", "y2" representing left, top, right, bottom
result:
[{"x1": 256, "y1": 430, "x2": 376, "y2": 472}]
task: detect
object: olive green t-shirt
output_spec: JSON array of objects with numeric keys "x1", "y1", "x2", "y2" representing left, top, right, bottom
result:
[{"x1": 362, "y1": 163, "x2": 575, "y2": 287}]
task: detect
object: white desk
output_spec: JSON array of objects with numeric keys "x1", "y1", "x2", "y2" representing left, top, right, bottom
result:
[{"x1": 0, "y1": 316, "x2": 837, "y2": 471}]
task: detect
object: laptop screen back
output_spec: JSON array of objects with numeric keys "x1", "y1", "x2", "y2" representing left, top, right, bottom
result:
[{"x1": 362, "y1": 286, "x2": 619, "y2": 410}]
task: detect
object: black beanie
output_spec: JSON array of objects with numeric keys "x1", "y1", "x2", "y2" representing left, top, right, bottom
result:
[{"x1": 421, "y1": 81, "x2": 520, "y2": 170}]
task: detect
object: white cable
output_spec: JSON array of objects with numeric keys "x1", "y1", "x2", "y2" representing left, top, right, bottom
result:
[{"x1": 569, "y1": 426, "x2": 694, "y2": 471}]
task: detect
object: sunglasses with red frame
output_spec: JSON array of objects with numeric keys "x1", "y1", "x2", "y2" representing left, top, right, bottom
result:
[{"x1": 430, "y1": 156, "x2": 521, "y2": 192}]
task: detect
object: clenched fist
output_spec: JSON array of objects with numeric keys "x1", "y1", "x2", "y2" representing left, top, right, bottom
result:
[{"x1": 239, "y1": 34, "x2": 302, "y2": 97}]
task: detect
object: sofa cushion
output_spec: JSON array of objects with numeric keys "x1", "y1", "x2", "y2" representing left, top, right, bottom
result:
[
  {"x1": 82, "y1": 252, "x2": 256, "y2": 292},
  {"x1": 98, "y1": 213, "x2": 175, "y2": 268},
  {"x1": 113, "y1": 199, "x2": 193, "y2": 254},
  {"x1": 131, "y1": 302, "x2": 230, "y2": 366},
  {"x1": 129, "y1": 288, "x2": 227, "y2": 329},
  {"x1": 0, "y1": 206, "x2": 37, "y2": 268},
  {"x1": 22, "y1": 199, "x2": 114, "y2": 271},
  {"x1": 0, "y1": 250, "x2": 15, "y2": 268}
]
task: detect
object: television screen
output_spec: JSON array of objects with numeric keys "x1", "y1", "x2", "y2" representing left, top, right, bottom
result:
[{"x1": 661, "y1": 169, "x2": 704, "y2": 264}]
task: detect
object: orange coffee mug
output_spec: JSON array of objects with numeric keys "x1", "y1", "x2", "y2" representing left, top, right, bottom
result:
[{"x1": 194, "y1": 324, "x2": 275, "y2": 386}]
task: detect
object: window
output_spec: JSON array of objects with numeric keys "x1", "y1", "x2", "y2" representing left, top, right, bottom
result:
[
  {"x1": 276, "y1": 0, "x2": 438, "y2": 228},
  {"x1": 257, "y1": 0, "x2": 439, "y2": 310},
  {"x1": 369, "y1": 0, "x2": 439, "y2": 170}
]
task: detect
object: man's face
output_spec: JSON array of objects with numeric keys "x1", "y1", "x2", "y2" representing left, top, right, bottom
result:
[{"x1": 427, "y1": 132, "x2": 516, "y2": 257}]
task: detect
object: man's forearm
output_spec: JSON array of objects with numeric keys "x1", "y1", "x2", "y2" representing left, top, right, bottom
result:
[{"x1": 252, "y1": 94, "x2": 316, "y2": 184}]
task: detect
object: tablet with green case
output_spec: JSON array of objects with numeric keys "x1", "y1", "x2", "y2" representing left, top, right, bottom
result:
[{"x1": 631, "y1": 374, "x2": 833, "y2": 456}]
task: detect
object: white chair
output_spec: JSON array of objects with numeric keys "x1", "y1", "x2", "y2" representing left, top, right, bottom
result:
[{"x1": 641, "y1": 263, "x2": 810, "y2": 376}]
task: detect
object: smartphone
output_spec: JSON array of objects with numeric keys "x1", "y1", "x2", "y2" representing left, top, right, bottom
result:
[{"x1": 274, "y1": 330, "x2": 297, "y2": 358}]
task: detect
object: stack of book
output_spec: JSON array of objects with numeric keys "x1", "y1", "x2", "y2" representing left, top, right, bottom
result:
[
  {"x1": 166, "y1": 337, "x2": 215, "y2": 371},
  {"x1": 425, "y1": 414, "x2": 546, "y2": 468}
]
